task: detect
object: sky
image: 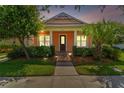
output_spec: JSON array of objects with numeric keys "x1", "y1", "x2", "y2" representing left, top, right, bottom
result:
[{"x1": 39, "y1": 5, "x2": 124, "y2": 23}]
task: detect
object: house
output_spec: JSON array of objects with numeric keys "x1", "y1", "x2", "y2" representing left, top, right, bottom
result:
[{"x1": 32, "y1": 12, "x2": 92, "y2": 54}]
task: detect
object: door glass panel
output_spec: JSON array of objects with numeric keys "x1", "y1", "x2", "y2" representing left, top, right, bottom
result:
[{"x1": 61, "y1": 36, "x2": 65, "y2": 44}]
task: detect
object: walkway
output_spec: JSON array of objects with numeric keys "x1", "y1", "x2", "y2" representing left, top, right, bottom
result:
[
  {"x1": 54, "y1": 53, "x2": 78, "y2": 76},
  {"x1": 54, "y1": 62, "x2": 78, "y2": 76}
]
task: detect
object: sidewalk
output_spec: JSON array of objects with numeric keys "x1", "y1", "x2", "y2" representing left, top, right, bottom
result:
[{"x1": 1, "y1": 76, "x2": 105, "y2": 88}]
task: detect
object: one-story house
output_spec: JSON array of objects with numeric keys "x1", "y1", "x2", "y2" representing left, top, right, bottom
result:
[{"x1": 32, "y1": 12, "x2": 92, "y2": 53}]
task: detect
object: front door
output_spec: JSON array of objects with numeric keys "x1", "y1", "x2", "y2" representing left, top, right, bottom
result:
[{"x1": 60, "y1": 35, "x2": 66, "y2": 52}]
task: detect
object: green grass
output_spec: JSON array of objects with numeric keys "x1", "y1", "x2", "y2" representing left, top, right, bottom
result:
[
  {"x1": 75, "y1": 65, "x2": 123, "y2": 75},
  {"x1": 0, "y1": 59, "x2": 55, "y2": 76},
  {"x1": 118, "y1": 51, "x2": 124, "y2": 61},
  {"x1": 75, "y1": 51, "x2": 124, "y2": 75}
]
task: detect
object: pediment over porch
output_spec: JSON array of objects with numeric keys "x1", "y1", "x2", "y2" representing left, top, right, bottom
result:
[{"x1": 45, "y1": 12, "x2": 86, "y2": 27}]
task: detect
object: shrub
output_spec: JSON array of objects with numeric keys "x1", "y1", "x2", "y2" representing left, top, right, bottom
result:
[
  {"x1": 73, "y1": 46, "x2": 93, "y2": 57},
  {"x1": 36, "y1": 46, "x2": 52, "y2": 57},
  {"x1": 0, "y1": 45, "x2": 18, "y2": 53},
  {"x1": 7, "y1": 47, "x2": 24, "y2": 58},
  {"x1": 73, "y1": 46, "x2": 77, "y2": 56},
  {"x1": 102, "y1": 45, "x2": 121, "y2": 60},
  {"x1": 8, "y1": 46, "x2": 52, "y2": 58},
  {"x1": 50, "y1": 46, "x2": 55, "y2": 56}
]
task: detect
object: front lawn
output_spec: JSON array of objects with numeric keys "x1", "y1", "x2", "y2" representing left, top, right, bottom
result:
[
  {"x1": 74, "y1": 51, "x2": 124, "y2": 75},
  {"x1": 0, "y1": 59, "x2": 55, "y2": 76},
  {"x1": 75, "y1": 65, "x2": 123, "y2": 75}
]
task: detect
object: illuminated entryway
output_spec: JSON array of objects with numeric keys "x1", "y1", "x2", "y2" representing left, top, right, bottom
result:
[{"x1": 60, "y1": 35, "x2": 66, "y2": 52}]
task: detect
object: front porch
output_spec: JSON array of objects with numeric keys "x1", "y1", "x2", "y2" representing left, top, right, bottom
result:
[{"x1": 55, "y1": 51, "x2": 73, "y2": 62}]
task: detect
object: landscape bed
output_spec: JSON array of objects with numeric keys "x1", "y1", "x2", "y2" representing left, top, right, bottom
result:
[
  {"x1": 73, "y1": 51, "x2": 124, "y2": 75},
  {"x1": 0, "y1": 59, "x2": 55, "y2": 76},
  {"x1": 75, "y1": 65, "x2": 124, "y2": 75}
]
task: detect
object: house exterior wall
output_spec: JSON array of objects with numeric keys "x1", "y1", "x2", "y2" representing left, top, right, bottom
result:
[{"x1": 33, "y1": 30, "x2": 92, "y2": 51}]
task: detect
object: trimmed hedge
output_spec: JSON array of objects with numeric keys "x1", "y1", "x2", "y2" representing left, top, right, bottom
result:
[
  {"x1": 73, "y1": 46, "x2": 93, "y2": 57},
  {"x1": 73, "y1": 45, "x2": 123, "y2": 60},
  {"x1": 8, "y1": 46, "x2": 55, "y2": 58},
  {"x1": 50, "y1": 46, "x2": 55, "y2": 56}
]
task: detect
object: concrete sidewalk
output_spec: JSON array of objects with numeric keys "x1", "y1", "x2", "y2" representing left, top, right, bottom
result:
[
  {"x1": 1, "y1": 76, "x2": 105, "y2": 88},
  {"x1": 2, "y1": 75, "x2": 124, "y2": 88},
  {"x1": 54, "y1": 62, "x2": 78, "y2": 76}
]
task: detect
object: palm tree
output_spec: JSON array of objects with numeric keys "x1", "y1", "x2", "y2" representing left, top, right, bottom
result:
[{"x1": 81, "y1": 20, "x2": 120, "y2": 60}]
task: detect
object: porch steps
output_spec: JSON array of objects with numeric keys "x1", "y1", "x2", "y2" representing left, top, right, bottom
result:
[
  {"x1": 56, "y1": 62, "x2": 73, "y2": 66},
  {"x1": 55, "y1": 52, "x2": 72, "y2": 62}
]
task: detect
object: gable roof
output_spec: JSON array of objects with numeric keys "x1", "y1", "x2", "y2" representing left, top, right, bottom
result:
[{"x1": 45, "y1": 12, "x2": 86, "y2": 26}]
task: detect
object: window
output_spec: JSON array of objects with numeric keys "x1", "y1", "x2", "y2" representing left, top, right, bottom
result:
[
  {"x1": 76, "y1": 35, "x2": 86, "y2": 47},
  {"x1": 61, "y1": 36, "x2": 65, "y2": 44},
  {"x1": 39, "y1": 35, "x2": 50, "y2": 46}
]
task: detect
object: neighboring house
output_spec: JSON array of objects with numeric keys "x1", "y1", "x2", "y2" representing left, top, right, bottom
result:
[{"x1": 33, "y1": 12, "x2": 92, "y2": 53}]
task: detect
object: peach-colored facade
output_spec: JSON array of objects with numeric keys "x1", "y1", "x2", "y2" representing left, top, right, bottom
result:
[
  {"x1": 32, "y1": 12, "x2": 92, "y2": 53},
  {"x1": 53, "y1": 31, "x2": 74, "y2": 52}
]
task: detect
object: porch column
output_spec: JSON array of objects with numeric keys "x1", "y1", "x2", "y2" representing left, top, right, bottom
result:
[
  {"x1": 74, "y1": 31, "x2": 77, "y2": 46},
  {"x1": 50, "y1": 31, "x2": 53, "y2": 45}
]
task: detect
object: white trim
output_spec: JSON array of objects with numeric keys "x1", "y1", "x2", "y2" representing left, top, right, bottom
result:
[
  {"x1": 59, "y1": 34, "x2": 67, "y2": 52},
  {"x1": 76, "y1": 34, "x2": 87, "y2": 47},
  {"x1": 74, "y1": 31, "x2": 77, "y2": 46},
  {"x1": 50, "y1": 31, "x2": 53, "y2": 45}
]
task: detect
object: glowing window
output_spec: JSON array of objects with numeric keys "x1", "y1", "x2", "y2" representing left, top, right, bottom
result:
[
  {"x1": 39, "y1": 35, "x2": 50, "y2": 46},
  {"x1": 76, "y1": 35, "x2": 86, "y2": 47}
]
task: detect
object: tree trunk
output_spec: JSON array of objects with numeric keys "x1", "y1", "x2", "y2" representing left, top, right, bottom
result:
[
  {"x1": 95, "y1": 43, "x2": 102, "y2": 60},
  {"x1": 18, "y1": 38, "x2": 30, "y2": 60}
]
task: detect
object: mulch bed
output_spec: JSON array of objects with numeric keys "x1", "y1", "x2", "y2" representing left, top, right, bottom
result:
[{"x1": 73, "y1": 56, "x2": 113, "y2": 65}]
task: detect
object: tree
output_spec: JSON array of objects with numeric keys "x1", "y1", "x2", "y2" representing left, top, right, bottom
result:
[
  {"x1": 116, "y1": 24, "x2": 124, "y2": 43},
  {"x1": 81, "y1": 21, "x2": 121, "y2": 60},
  {"x1": 0, "y1": 6, "x2": 44, "y2": 60}
]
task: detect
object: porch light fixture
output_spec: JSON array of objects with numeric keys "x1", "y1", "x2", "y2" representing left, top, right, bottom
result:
[
  {"x1": 68, "y1": 53, "x2": 72, "y2": 56},
  {"x1": 54, "y1": 56, "x2": 58, "y2": 58},
  {"x1": 43, "y1": 57, "x2": 48, "y2": 61}
]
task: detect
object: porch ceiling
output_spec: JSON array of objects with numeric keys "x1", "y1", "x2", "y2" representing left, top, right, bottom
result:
[{"x1": 45, "y1": 26, "x2": 82, "y2": 31}]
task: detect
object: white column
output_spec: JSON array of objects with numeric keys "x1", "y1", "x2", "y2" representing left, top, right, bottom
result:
[
  {"x1": 74, "y1": 31, "x2": 77, "y2": 46},
  {"x1": 50, "y1": 31, "x2": 53, "y2": 45}
]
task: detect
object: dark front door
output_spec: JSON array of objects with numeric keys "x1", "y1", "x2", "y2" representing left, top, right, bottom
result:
[{"x1": 60, "y1": 35, "x2": 66, "y2": 52}]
